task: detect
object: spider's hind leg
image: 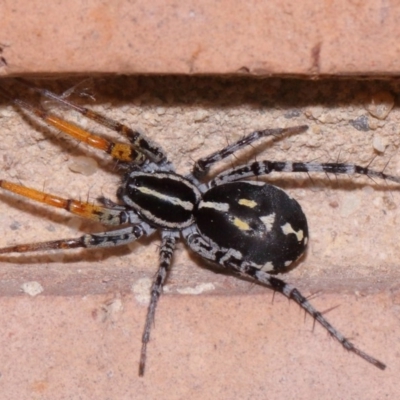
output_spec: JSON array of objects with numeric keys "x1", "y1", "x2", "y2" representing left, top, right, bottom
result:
[
  {"x1": 183, "y1": 228, "x2": 386, "y2": 370},
  {"x1": 139, "y1": 232, "x2": 177, "y2": 376},
  {"x1": 243, "y1": 266, "x2": 386, "y2": 370}
]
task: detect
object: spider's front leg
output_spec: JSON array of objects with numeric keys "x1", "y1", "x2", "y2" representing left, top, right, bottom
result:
[
  {"x1": 2, "y1": 81, "x2": 167, "y2": 164},
  {"x1": 0, "y1": 179, "x2": 134, "y2": 226},
  {"x1": 0, "y1": 179, "x2": 155, "y2": 254}
]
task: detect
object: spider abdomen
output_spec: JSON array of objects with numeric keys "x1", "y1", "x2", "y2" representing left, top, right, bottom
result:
[
  {"x1": 195, "y1": 181, "x2": 308, "y2": 271},
  {"x1": 119, "y1": 171, "x2": 201, "y2": 229}
]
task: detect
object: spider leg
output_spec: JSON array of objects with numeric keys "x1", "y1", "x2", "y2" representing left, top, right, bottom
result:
[
  {"x1": 14, "y1": 79, "x2": 167, "y2": 163},
  {"x1": 139, "y1": 232, "x2": 177, "y2": 376},
  {"x1": 183, "y1": 228, "x2": 386, "y2": 370},
  {"x1": 242, "y1": 266, "x2": 386, "y2": 370},
  {"x1": 0, "y1": 86, "x2": 145, "y2": 165},
  {"x1": 0, "y1": 179, "x2": 137, "y2": 226},
  {"x1": 0, "y1": 224, "x2": 154, "y2": 255},
  {"x1": 192, "y1": 125, "x2": 308, "y2": 178},
  {"x1": 211, "y1": 160, "x2": 400, "y2": 186}
]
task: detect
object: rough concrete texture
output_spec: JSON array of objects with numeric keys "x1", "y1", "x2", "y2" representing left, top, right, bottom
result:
[
  {"x1": 0, "y1": 76, "x2": 400, "y2": 398},
  {"x1": 2, "y1": 0, "x2": 400, "y2": 76}
]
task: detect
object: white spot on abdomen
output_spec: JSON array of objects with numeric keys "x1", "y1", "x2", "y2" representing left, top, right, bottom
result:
[
  {"x1": 259, "y1": 261, "x2": 274, "y2": 272},
  {"x1": 260, "y1": 212, "x2": 276, "y2": 232},
  {"x1": 233, "y1": 217, "x2": 251, "y2": 231},
  {"x1": 281, "y1": 222, "x2": 304, "y2": 242},
  {"x1": 238, "y1": 198, "x2": 257, "y2": 208}
]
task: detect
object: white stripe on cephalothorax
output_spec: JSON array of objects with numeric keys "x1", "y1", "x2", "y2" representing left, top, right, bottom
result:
[
  {"x1": 135, "y1": 186, "x2": 194, "y2": 210},
  {"x1": 198, "y1": 201, "x2": 230, "y2": 212}
]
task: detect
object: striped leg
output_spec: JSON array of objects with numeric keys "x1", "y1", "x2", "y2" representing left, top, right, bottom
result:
[
  {"x1": 184, "y1": 228, "x2": 386, "y2": 370},
  {"x1": 241, "y1": 266, "x2": 386, "y2": 370},
  {"x1": 0, "y1": 225, "x2": 154, "y2": 255},
  {"x1": 13, "y1": 80, "x2": 167, "y2": 163},
  {"x1": 192, "y1": 125, "x2": 308, "y2": 178},
  {"x1": 0, "y1": 179, "x2": 136, "y2": 226},
  {"x1": 211, "y1": 160, "x2": 400, "y2": 186},
  {"x1": 139, "y1": 232, "x2": 177, "y2": 376}
]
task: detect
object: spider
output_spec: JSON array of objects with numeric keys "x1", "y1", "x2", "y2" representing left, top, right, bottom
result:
[{"x1": 0, "y1": 81, "x2": 392, "y2": 375}]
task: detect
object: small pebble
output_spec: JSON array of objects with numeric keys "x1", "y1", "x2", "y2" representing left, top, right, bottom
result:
[
  {"x1": 366, "y1": 91, "x2": 394, "y2": 120},
  {"x1": 21, "y1": 281, "x2": 44, "y2": 297},
  {"x1": 68, "y1": 156, "x2": 98, "y2": 176}
]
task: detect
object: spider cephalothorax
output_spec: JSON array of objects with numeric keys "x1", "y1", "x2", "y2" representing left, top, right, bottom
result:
[{"x1": 0, "y1": 80, "x2": 391, "y2": 375}]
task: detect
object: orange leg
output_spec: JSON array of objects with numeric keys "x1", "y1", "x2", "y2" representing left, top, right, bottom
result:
[
  {"x1": 0, "y1": 86, "x2": 145, "y2": 165},
  {"x1": 0, "y1": 179, "x2": 149, "y2": 254},
  {"x1": 0, "y1": 179, "x2": 128, "y2": 226},
  {"x1": 0, "y1": 237, "x2": 84, "y2": 254},
  {"x1": 12, "y1": 80, "x2": 167, "y2": 163}
]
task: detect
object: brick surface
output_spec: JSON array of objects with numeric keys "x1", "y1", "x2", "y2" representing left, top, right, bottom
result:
[
  {"x1": 0, "y1": 77, "x2": 399, "y2": 399},
  {"x1": 1, "y1": 0, "x2": 400, "y2": 76}
]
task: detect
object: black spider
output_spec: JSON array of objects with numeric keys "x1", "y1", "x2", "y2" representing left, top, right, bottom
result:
[{"x1": 0, "y1": 81, "x2": 390, "y2": 375}]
